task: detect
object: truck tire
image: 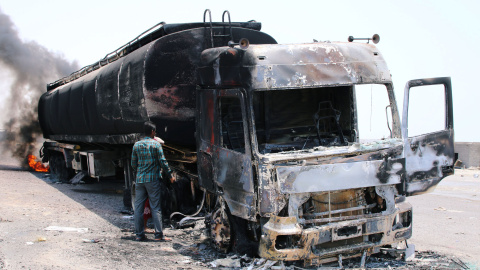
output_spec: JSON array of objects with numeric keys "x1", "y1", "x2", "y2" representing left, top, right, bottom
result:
[
  {"x1": 207, "y1": 200, "x2": 259, "y2": 256},
  {"x1": 49, "y1": 153, "x2": 74, "y2": 182},
  {"x1": 208, "y1": 205, "x2": 233, "y2": 253}
]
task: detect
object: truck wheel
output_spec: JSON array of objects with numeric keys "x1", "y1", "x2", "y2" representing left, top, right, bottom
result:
[
  {"x1": 209, "y1": 206, "x2": 232, "y2": 252},
  {"x1": 207, "y1": 204, "x2": 259, "y2": 256},
  {"x1": 49, "y1": 153, "x2": 73, "y2": 183}
]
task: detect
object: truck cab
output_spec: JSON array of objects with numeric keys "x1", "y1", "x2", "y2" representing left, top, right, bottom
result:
[{"x1": 196, "y1": 41, "x2": 454, "y2": 264}]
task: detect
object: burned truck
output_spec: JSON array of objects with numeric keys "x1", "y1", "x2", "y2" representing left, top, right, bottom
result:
[{"x1": 38, "y1": 10, "x2": 454, "y2": 265}]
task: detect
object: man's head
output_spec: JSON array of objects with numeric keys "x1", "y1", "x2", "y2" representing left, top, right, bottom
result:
[{"x1": 144, "y1": 121, "x2": 156, "y2": 137}]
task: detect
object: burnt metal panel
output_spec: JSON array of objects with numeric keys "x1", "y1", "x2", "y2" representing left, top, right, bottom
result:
[
  {"x1": 198, "y1": 42, "x2": 391, "y2": 90},
  {"x1": 117, "y1": 48, "x2": 149, "y2": 122},
  {"x1": 214, "y1": 89, "x2": 256, "y2": 220},
  {"x1": 403, "y1": 130, "x2": 454, "y2": 195},
  {"x1": 196, "y1": 88, "x2": 257, "y2": 220},
  {"x1": 196, "y1": 89, "x2": 218, "y2": 192},
  {"x1": 198, "y1": 143, "x2": 215, "y2": 192},
  {"x1": 67, "y1": 80, "x2": 88, "y2": 134},
  {"x1": 162, "y1": 22, "x2": 262, "y2": 34},
  {"x1": 259, "y1": 200, "x2": 412, "y2": 262},
  {"x1": 48, "y1": 133, "x2": 142, "y2": 145},
  {"x1": 402, "y1": 77, "x2": 455, "y2": 196},
  {"x1": 82, "y1": 75, "x2": 101, "y2": 134},
  {"x1": 40, "y1": 26, "x2": 276, "y2": 147},
  {"x1": 96, "y1": 58, "x2": 124, "y2": 131},
  {"x1": 258, "y1": 163, "x2": 286, "y2": 216},
  {"x1": 258, "y1": 141, "x2": 404, "y2": 216},
  {"x1": 39, "y1": 46, "x2": 149, "y2": 140},
  {"x1": 216, "y1": 147, "x2": 254, "y2": 192},
  {"x1": 47, "y1": 22, "x2": 265, "y2": 91},
  {"x1": 214, "y1": 145, "x2": 256, "y2": 219},
  {"x1": 276, "y1": 158, "x2": 404, "y2": 194}
]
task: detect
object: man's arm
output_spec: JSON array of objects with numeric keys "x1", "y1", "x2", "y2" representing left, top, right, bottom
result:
[
  {"x1": 153, "y1": 136, "x2": 164, "y2": 144},
  {"x1": 156, "y1": 144, "x2": 175, "y2": 183}
]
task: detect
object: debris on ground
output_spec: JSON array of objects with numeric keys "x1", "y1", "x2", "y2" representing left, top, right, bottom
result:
[
  {"x1": 70, "y1": 171, "x2": 88, "y2": 184},
  {"x1": 44, "y1": 226, "x2": 88, "y2": 233},
  {"x1": 82, "y1": 239, "x2": 101, "y2": 243},
  {"x1": 454, "y1": 159, "x2": 463, "y2": 168},
  {"x1": 36, "y1": 237, "x2": 46, "y2": 242},
  {"x1": 112, "y1": 218, "x2": 477, "y2": 270},
  {"x1": 210, "y1": 257, "x2": 242, "y2": 268},
  {"x1": 174, "y1": 239, "x2": 475, "y2": 270}
]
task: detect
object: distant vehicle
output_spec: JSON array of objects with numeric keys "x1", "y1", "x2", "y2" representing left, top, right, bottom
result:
[{"x1": 38, "y1": 10, "x2": 454, "y2": 265}]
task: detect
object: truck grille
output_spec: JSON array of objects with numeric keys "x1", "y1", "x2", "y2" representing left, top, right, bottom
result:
[{"x1": 299, "y1": 188, "x2": 379, "y2": 226}]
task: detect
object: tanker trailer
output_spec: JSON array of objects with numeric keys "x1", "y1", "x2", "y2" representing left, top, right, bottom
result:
[{"x1": 38, "y1": 11, "x2": 276, "y2": 213}]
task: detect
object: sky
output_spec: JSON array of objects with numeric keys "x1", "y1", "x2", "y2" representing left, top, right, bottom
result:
[{"x1": 0, "y1": 0, "x2": 479, "y2": 142}]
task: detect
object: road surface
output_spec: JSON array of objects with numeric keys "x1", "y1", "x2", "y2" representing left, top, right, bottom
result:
[
  {"x1": 408, "y1": 168, "x2": 480, "y2": 268},
  {"x1": 0, "y1": 155, "x2": 479, "y2": 269}
]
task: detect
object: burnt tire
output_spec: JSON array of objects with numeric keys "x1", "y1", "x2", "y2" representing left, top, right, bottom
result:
[
  {"x1": 207, "y1": 202, "x2": 259, "y2": 257},
  {"x1": 209, "y1": 206, "x2": 233, "y2": 253},
  {"x1": 49, "y1": 153, "x2": 74, "y2": 182}
]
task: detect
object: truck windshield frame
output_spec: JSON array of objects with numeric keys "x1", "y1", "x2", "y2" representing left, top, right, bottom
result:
[{"x1": 250, "y1": 83, "x2": 401, "y2": 156}]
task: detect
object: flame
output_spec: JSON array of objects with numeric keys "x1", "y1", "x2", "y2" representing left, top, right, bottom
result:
[{"x1": 27, "y1": 155, "x2": 50, "y2": 172}]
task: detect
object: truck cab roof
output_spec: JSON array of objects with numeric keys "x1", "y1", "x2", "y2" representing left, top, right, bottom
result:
[{"x1": 198, "y1": 42, "x2": 392, "y2": 90}]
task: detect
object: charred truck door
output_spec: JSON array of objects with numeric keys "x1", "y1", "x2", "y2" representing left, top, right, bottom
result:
[
  {"x1": 402, "y1": 77, "x2": 454, "y2": 196},
  {"x1": 196, "y1": 88, "x2": 256, "y2": 219}
]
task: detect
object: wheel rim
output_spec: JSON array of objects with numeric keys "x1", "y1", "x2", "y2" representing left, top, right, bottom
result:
[{"x1": 210, "y1": 207, "x2": 231, "y2": 252}]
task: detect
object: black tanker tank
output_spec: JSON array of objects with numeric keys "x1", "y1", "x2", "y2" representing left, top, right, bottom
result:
[{"x1": 38, "y1": 20, "x2": 276, "y2": 148}]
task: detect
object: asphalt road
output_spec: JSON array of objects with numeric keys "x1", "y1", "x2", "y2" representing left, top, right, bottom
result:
[
  {"x1": 0, "y1": 156, "x2": 213, "y2": 270},
  {"x1": 408, "y1": 168, "x2": 480, "y2": 268},
  {"x1": 0, "y1": 154, "x2": 479, "y2": 269}
]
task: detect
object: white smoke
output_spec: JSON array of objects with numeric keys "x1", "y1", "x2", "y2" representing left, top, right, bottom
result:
[{"x1": 0, "y1": 7, "x2": 79, "y2": 163}]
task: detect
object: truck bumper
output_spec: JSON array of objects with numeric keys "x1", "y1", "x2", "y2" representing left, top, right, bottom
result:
[{"x1": 258, "y1": 201, "x2": 412, "y2": 264}]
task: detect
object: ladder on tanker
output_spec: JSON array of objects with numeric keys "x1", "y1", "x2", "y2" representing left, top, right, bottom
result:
[{"x1": 203, "y1": 9, "x2": 236, "y2": 48}]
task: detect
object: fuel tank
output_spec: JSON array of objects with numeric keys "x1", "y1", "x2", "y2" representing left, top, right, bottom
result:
[{"x1": 38, "y1": 22, "x2": 276, "y2": 147}]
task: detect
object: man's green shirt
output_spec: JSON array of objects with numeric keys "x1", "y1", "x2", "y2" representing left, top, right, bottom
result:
[{"x1": 131, "y1": 137, "x2": 172, "y2": 183}]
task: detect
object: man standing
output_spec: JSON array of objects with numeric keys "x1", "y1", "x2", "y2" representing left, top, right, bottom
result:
[{"x1": 131, "y1": 121, "x2": 175, "y2": 241}]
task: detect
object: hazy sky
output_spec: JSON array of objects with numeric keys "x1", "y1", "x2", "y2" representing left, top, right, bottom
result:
[{"x1": 0, "y1": 0, "x2": 478, "y2": 142}]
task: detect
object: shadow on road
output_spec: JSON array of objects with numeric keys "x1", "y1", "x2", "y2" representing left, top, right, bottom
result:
[
  {"x1": 24, "y1": 168, "x2": 132, "y2": 231},
  {"x1": 0, "y1": 164, "x2": 29, "y2": 171}
]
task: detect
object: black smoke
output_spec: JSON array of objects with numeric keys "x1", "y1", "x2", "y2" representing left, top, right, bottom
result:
[{"x1": 0, "y1": 7, "x2": 78, "y2": 163}]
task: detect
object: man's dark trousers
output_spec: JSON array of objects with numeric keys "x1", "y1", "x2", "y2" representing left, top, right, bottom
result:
[{"x1": 134, "y1": 180, "x2": 163, "y2": 239}]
